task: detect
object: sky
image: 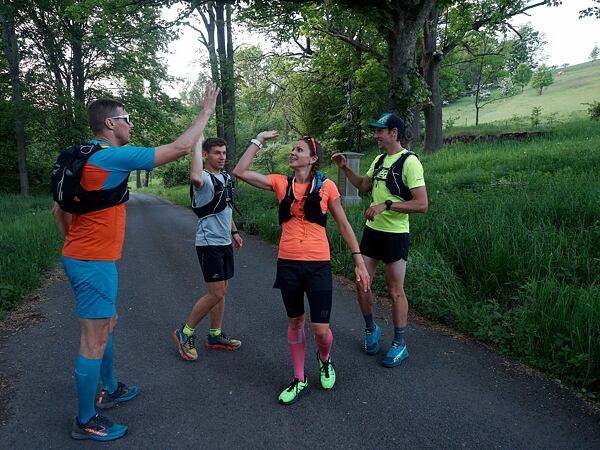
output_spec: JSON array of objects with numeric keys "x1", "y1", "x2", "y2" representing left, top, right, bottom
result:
[
  {"x1": 162, "y1": 1, "x2": 600, "y2": 96},
  {"x1": 513, "y1": 0, "x2": 599, "y2": 67}
]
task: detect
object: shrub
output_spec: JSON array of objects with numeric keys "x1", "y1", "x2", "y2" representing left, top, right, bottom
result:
[
  {"x1": 583, "y1": 100, "x2": 600, "y2": 121},
  {"x1": 444, "y1": 115, "x2": 458, "y2": 130},
  {"x1": 530, "y1": 106, "x2": 542, "y2": 127},
  {"x1": 155, "y1": 156, "x2": 190, "y2": 188}
]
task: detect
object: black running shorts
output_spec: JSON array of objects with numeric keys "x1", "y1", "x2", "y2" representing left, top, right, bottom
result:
[
  {"x1": 196, "y1": 244, "x2": 234, "y2": 282},
  {"x1": 360, "y1": 226, "x2": 409, "y2": 263},
  {"x1": 273, "y1": 259, "x2": 333, "y2": 323}
]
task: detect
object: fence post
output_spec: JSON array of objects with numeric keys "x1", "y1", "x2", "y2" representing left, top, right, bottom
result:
[{"x1": 338, "y1": 151, "x2": 363, "y2": 206}]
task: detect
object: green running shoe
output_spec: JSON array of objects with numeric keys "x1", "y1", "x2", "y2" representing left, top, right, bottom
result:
[
  {"x1": 278, "y1": 377, "x2": 308, "y2": 405},
  {"x1": 317, "y1": 352, "x2": 336, "y2": 390},
  {"x1": 173, "y1": 326, "x2": 198, "y2": 361}
]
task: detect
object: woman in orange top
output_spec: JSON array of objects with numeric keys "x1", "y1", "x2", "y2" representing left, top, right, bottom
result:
[{"x1": 233, "y1": 131, "x2": 370, "y2": 405}]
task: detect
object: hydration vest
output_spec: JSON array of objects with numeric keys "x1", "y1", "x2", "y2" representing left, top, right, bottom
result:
[
  {"x1": 372, "y1": 151, "x2": 417, "y2": 201},
  {"x1": 51, "y1": 143, "x2": 129, "y2": 214},
  {"x1": 278, "y1": 172, "x2": 328, "y2": 227},
  {"x1": 190, "y1": 169, "x2": 234, "y2": 219}
]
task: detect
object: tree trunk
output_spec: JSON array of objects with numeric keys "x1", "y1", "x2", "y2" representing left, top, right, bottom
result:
[
  {"x1": 474, "y1": 56, "x2": 484, "y2": 127},
  {"x1": 222, "y1": 3, "x2": 236, "y2": 166},
  {"x1": 1, "y1": 11, "x2": 29, "y2": 195},
  {"x1": 136, "y1": 170, "x2": 141, "y2": 188},
  {"x1": 384, "y1": 0, "x2": 435, "y2": 115},
  {"x1": 198, "y1": 3, "x2": 224, "y2": 137},
  {"x1": 422, "y1": 6, "x2": 443, "y2": 154},
  {"x1": 215, "y1": 3, "x2": 228, "y2": 145},
  {"x1": 144, "y1": 171, "x2": 150, "y2": 187},
  {"x1": 70, "y1": 19, "x2": 87, "y2": 135}
]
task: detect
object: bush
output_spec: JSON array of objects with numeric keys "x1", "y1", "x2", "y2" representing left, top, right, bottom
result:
[
  {"x1": 583, "y1": 100, "x2": 600, "y2": 121},
  {"x1": 155, "y1": 156, "x2": 190, "y2": 188},
  {"x1": 530, "y1": 106, "x2": 542, "y2": 127},
  {"x1": 444, "y1": 115, "x2": 459, "y2": 130}
]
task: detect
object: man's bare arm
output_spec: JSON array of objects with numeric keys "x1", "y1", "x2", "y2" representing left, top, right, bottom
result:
[
  {"x1": 154, "y1": 83, "x2": 219, "y2": 168},
  {"x1": 331, "y1": 153, "x2": 372, "y2": 192},
  {"x1": 190, "y1": 139, "x2": 205, "y2": 187},
  {"x1": 52, "y1": 203, "x2": 71, "y2": 237}
]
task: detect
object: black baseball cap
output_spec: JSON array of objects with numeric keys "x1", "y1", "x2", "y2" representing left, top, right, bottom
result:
[{"x1": 368, "y1": 113, "x2": 405, "y2": 136}]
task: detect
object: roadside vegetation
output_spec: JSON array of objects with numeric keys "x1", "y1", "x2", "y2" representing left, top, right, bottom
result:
[{"x1": 0, "y1": 195, "x2": 61, "y2": 320}]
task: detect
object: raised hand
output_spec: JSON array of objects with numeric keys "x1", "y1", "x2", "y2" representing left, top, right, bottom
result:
[
  {"x1": 331, "y1": 152, "x2": 348, "y2": 169},
  {"x1": 200, "y1": 82, "x2": 220, "y2": 116},
  {"x1": 256, "y1": 130, "x2": 279, "y2": 142}
]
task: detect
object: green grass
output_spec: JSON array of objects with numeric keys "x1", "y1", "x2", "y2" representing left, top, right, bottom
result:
[
  {"x1": 443, "y1": 61, "x2": 600, "y2": 126},
  {"x1": 0, "y1": 195, "x2": 63, "y2": 319},
  {"x1": 141, "y1": 117, "x2": 600, "y2": 395}
]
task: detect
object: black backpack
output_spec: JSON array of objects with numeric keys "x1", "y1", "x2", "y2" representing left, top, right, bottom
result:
[
  {"x1": 51, "y1": 143, "x2": 129, "y2": 214},
  {"x1": 190, "y1": 169, "x2": 234, "y2": 219},
  {"x1": 372, "y1": 151, "x2": 417, "y2": 201}
]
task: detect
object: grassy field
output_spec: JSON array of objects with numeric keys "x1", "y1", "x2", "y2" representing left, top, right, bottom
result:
[
  {"x1": 0, "y1": 195, "x2": 62, "y2": 319},
  {"x1": 141, "y1": 117, "x2": 600, "y2": 395},
  {"x1": 443, "y1": 61, "x2": 600, "y2": 126}
]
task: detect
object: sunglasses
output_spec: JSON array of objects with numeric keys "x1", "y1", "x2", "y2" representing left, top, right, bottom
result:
[
  {"x1": 302, "y1": 135, "x2": 317, "y2": 156},
  {"x1": 108, "y1": 114, "x2": 132, "y2": 125}
]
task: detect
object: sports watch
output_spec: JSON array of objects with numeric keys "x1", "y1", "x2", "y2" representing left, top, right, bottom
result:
[{"x1": 385, "y1": 200, "x2": 393, "y2": 211}]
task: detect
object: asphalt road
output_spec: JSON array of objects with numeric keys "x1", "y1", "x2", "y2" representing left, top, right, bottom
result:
[{"x1": 1, "y1": 192, "x2": 599, "y2": 449}]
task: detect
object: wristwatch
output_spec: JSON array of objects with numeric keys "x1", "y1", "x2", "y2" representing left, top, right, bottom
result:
[
  {"x1": 250, "y1": 138, "x2": 263, "y2": 149},
  {"x1": 385, "y1": 200, "x2": 393, "y2": 211}
]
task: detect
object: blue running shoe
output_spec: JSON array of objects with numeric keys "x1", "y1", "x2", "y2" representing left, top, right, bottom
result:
[
  {"x1": 382, "y1": 343, "x2": 409, "y2": 368},
  {"x1": 364, "y1": 324, "x2": 381, "y2": 355},
  {"x1": 96, "y1": 382, "x2": 139, "y2": 409},
  {"x1": 71, "y1": 414, "x2": 127, "y2": 441}
]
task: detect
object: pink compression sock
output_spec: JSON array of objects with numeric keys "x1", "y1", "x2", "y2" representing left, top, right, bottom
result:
[
  {"x1": 287, "y1": 325, "x2": 306, "y2": 381},
  {"x1": 315, "y1": 328, "x2": 333, "y2": 361}
]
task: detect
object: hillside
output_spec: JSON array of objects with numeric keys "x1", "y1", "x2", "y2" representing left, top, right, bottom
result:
[{"x1": 443, "y1": 61, "x2": 600, "y2": 126}]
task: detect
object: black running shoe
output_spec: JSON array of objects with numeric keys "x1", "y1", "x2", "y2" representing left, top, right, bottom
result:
[
  {"x1": 96, "y1": 381, "x2": 139, "y2": 409},
  {"x1": 70, "y1": 414, "x2": 127, "y2": 441}
]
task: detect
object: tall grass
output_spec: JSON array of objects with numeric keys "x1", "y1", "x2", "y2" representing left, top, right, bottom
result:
[{"x1": 0, "y1": 195, "x2": 62, "y2": 319}]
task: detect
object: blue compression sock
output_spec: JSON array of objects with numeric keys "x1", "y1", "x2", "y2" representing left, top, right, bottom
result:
[
  {"x1": 363, "y1": 314, "x2": 375, "y2": 331},
  {"x1": 100, "y1": 334, "x2": 117, "y2": 393},
  {"x1": 393, "y1": 326, "x2": 406, "y2": 346},
  {"x1": 75, "y1": 354, "x2": 102, "y2": 424}
]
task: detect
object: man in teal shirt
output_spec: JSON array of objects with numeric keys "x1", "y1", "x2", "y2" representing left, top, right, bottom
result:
[{"x1": 331, "y1": 113, "x2": 428, "y2": 367}]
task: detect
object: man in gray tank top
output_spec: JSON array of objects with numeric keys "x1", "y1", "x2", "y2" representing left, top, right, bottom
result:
[{"x1": 172, "y1": 137, "x2": 243, "y2": 361}]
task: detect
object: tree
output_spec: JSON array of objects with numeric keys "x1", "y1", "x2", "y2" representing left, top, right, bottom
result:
[
  {"x1": 590, "y1": 43, "x2": 599, "y2": 62},
  {"x1": 243, "y1": 0, "x2": 435, "y2": 151},
  {"x1": 512, "y1": 62, "x2": 533, "y2": 90},
  {"x1": 0, "y1": 0, "x2": 175, "y2": 193},
  {"x1": 184, "y1": 1, "x2": 237, "y2": 166},
  {"x1": 459, "y1": 31, "x2": 509, "y2": 125},
  {"x1": 0, "y1": 1, "x2": 28, "y2": 194},
  {"x1": 579, "y1": 0, "x2": 600, "y2": 19},
  {"x1": 422, "y1": 1, "x2": 555, "y2": 152},
  {"x1": 241, "y1": 1, "x2": 388, "y2": 149},
  {"x1": 530, "y1": 64, "x2": 553, "y2": 95},
  {"x1": 505, "y1": 23, "x2": 546, "y2": 73}
]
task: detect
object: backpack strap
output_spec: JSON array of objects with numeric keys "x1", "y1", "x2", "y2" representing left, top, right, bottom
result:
[
  {"x1": 387, "y1": 151, "x2": 417, "y2": 201},
  {"x1": 372, "y1": 153, "x2": 387, "y2": 179}
]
